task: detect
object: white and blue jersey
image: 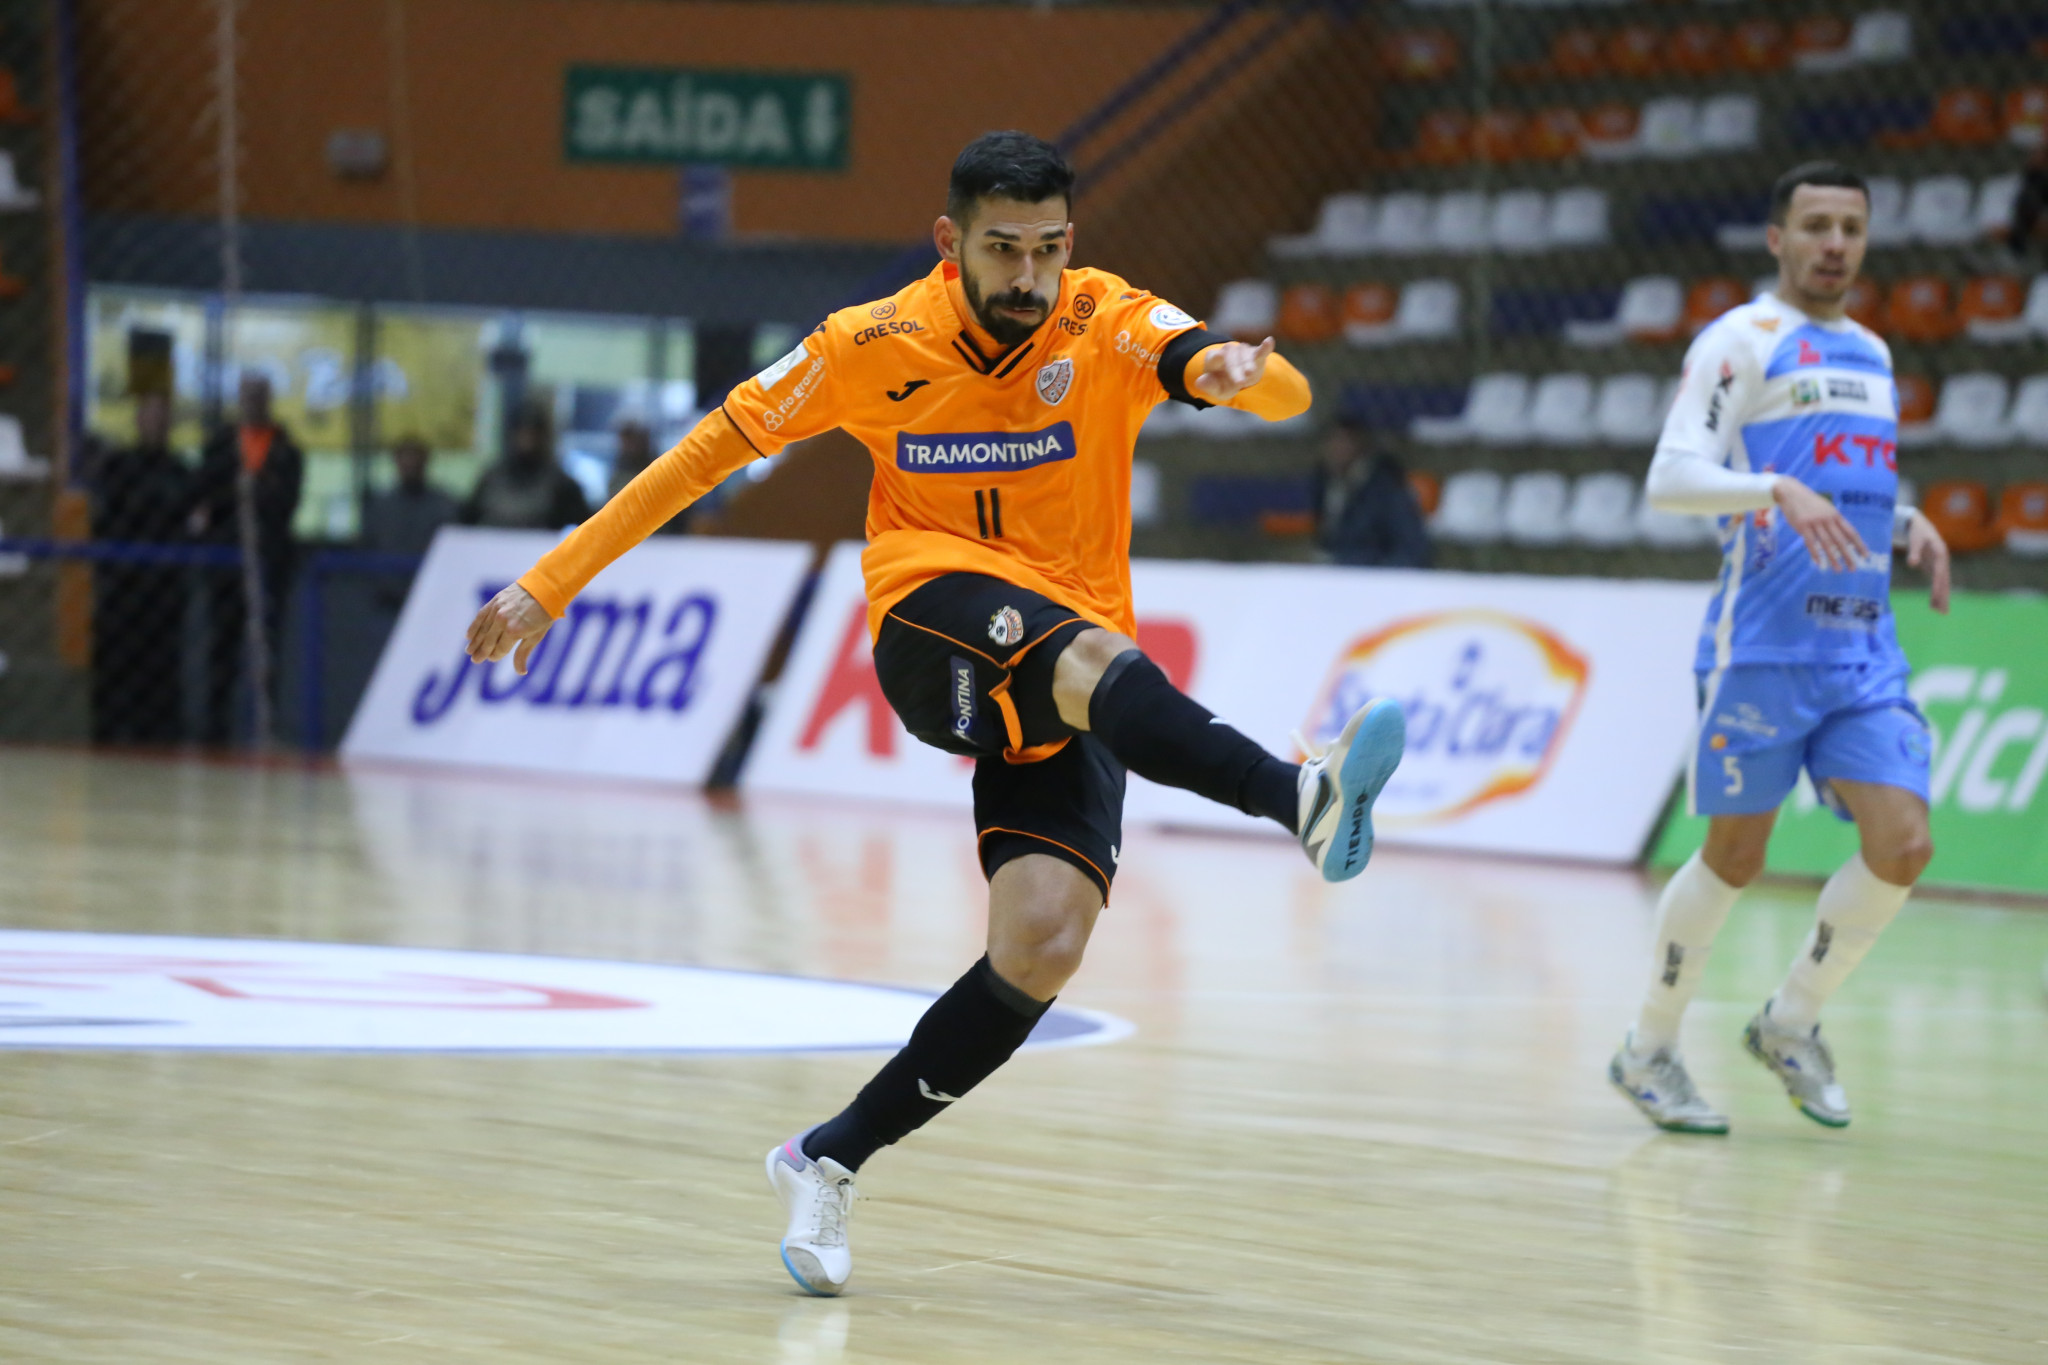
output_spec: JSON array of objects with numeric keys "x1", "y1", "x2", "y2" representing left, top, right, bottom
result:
[{"x1": 1648, "y1": 291, "x2": 1929, "y2": 818}]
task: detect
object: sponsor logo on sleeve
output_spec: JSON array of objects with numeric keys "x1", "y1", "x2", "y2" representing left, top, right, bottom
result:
[
  {"x1": 1148, "y1": 303, "x2": 1196, "y2": 331},
  {"x1": 1036, "y1": 356, "x2": 1074, "y2": 406},
  {"x1": 895, "y1": 422, "x2": 1076, "y2": 473},
  {"x1": 1705, "y1": 360, "x2": 1736, "y2": 433},
  {"x1": 760, "y1": 352, "x2": 826, "y2": 431},
  {"x1": 754, "y1": 342, "x2": 810, "y2": 392}
]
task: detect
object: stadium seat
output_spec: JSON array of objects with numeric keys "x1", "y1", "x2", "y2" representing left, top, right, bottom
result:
[
  {"x1": 1846, "y1": 11, "x2": 1914, "y2": 64},
  {"x1": 1139, "y1": 401, "x2": 1189, "y2": 440},
  {"x1": 1522, "y1": 107, "x2": 1581, "y2": 160},
  {"x1": 1474, "y1": 110, "x2": 1525, "y2": 164},
  {"x1": 1920, "y1": 480, "x2": 1999, "y2": 552},
  {"x1": 1568, "y1": 472, "x2": 1639, "y2": 547},
  {"x1": 1211, "y1": 280, "x2": 1278, "y2": 341},
  {"x1": 0, "y1": 71, "x2": 33, "y2": 126},
  {"x1": 1547, "y1": 187, "x2": 1610, "y2": 247},
  {"x1": 1270, "y1": 192, "x2": 1376, "y2": 258},
  {"x1": 1391, "y1": 278, "x2": 1461, "y2": 342},
  {"x1": 1729, "y1": 19, "x2": 1788, "y2": 72},
  {"x1": 1593, "y1": 373, "x2": 1667, "y2": 445},
  {"x1": 1431, "y1": 190, "x2": 1490, "y2": 254},
  {"x1": 1976, "y1": 174, "x2": 2022, "y2": 239},
  {"x1": 1896, "y1": 373, "x2": 1936, "y2": 429},
  {"x1": 2007, "y1": 375, "x2": 2048, "y2": 445},
  {"x1": 1637, "y1": 97, "x2": 1700, "y2": 159},
  {"x1": 1666, "y1": 23, "x2": 1726, "y2": 78},
  {"x1": 1563, "y1": 275, "x2": 1682, "y2": 348},
  {"x1": 1182, "y1": 405, "x2": 1262, "y2": 439},
  {"x1": 1606, "y1": 25, "x2": 1662, "y2": 78},
  {"x1": 1528, "y1": 373, "x2": 1595, "y2": 445},
  {"x1": 1580, "y1": 103, "x2": 1640, "y2": 158},
  {"x1": 1882, "y1": 277, "x2": 1957, "y2": 342},
  {"x1": 1407, "y1": 469, "x2": 1441, "y2": 519},
  {"x1": 1383, "y1": 28, "x2": 1460, "y2": 82},
  {"x1": 1637, "y1": 501, "x2": 1717, "y2": 549},
  {"x1": 1972, "y1": 276, "x2": 2048, "y2": 342},
  {"x1": 1431, "y1": 469, "x2": 1505, "y2": 544},
  {"x1": 2005, "y1": 86, "x2": 2048, "y2": 148},
  {"x1": 1276, "y1": 284, "x2": 1340, "y2": 344},
  {"x1": 1905, "y1": 176, "x2": 1976, "y2": 245},
  {"x1": 1503, "y1": 471, "x2": 1572, "y2": 546},
  {"x1": 1374, "y1": 192, "x2": 1433, "y2": 254},
  {"x1": 1684, "y1": 277, "x2": 1748, "y2": 334},
  {"x1": 1998, "y1": 481, "x2": 2048, "y2": 555},
  {"x1": 1412, "y1": 373, "x2": 1529, "y2": 446},
  {"x1": 1340, "y1": 283, "x2": 1398, "y2": 344},
  {"x1": 1414, "y1": 110, "x2": 1473, "y2": 167},
  {"x1": 1933, "y1": 373, "x2": 2013, "y2": 447},
  {"x1": 1698, "y1": 94, "x2": 1760, "y2": 151},
  {"x1": 1489, "y1": 189, "x2": 1550, "y2": 253},
  {"x1": 1790, "y1": 15, "x2": 1851, "y2": 69},
  {"x1": 1844, "y1": 278, "x2": 1883, "y2": 330},
  {"x1": 1958, "y1": 276, "x2": 2026, "y2": 339},
  {"x1": 1548, "y1": 28, "x2": 1603, "y2": 80},
  {"x1": 1932, "y1": 87, "x2": 2001, "y2": 146},
  {"x1": 1864, "y1": 175, "x2": 1910, "y2": 246}
]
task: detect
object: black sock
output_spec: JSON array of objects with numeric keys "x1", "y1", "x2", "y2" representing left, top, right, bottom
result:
[
  {"x1": 1088, "y1": 650, "x2": 1299, "y2": 834},
  {"x1": 802, "y1": 955, "x2": 1049, "y2": 1172}
]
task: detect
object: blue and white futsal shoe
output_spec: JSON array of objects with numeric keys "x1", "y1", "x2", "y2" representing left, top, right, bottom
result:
[
  {"x1": 1744, "y1": 1006, "x2": 1851, "y2": 1128},
  {"x1": 1295, "y1": 696, "x2": 1406, "y2": 882},
  {"x1": 1608, "y1": 1033, "x2": 1730, "y2": 1135},
  {"x1": 766, "y1": 1130, "x2": 858, "y2": 1295}
]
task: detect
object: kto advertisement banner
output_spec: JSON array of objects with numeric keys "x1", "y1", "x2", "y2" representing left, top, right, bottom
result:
[
  {"x1": 342, "y1": 528, "x2": 810, "y2": 785},
  {"x1": 1653, "y1": 591, "x2": 2048, "y2": 895},
  {"x1": 745, "y1": 543, "x2": 1711, "y2": 863}
]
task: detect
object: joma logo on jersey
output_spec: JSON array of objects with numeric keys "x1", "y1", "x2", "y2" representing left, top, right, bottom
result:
[{"x1": 896, "y1": 422, "x2": 1076, "y2": 473}]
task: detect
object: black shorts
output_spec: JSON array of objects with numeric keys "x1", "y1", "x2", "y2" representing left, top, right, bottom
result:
[{"x1": 873, "y1": 573, "x2": 1126, "y2": 900}]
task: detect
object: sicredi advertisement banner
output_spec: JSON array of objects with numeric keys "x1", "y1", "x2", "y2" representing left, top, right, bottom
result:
[
  {"x1": 745, "y1": 543, "x2": 1711, "y2": 863},
  {"x1": 1654, "y1": 591, "x2": 2048, "y2": 895},
  {"x1": 342, "y1": 527, "x2": 810, "y2": 785}
]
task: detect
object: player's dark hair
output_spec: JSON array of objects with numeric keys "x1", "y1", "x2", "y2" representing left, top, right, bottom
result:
[
  {"x1": 947, "y1": 131, "x2": 1075, "y2": 226},
  {"x1": 1769, "y1": 161, "x2": 1869, "y2": 224}
]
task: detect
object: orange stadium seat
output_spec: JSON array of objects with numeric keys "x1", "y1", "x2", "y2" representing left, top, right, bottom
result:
[
  {"x1": 1259, "y1": 511, "x2": 1316, "y2": 539},
  {"x1": 1666, "y1": 23, "x2": 1726, "y2": 77},
  {"x1": 1474, "y1": 110, "x2": 1525, "y2": 164},
  {"x1": 1933, "y1": 87, "x2": 2002, "y2": 147},
  {"x1": 2005, "y1": 87, "x2": 2048, "y2": 147},
  {"x1": 1383, "y1": 29, "x2": 1459, "y2": 82},
  {"x1": 1922, "y1": 481, "x2": 2000, "y2": 553},
  {"x1": 1413, "y1": 110, "x2": 1472, "y2": 167},
  {"x1": 1998, "y1": 481, "x2": 2048, "y2": 554},
  {"x1": 1522, "y1": 107, "x2": 1582, "y2": 161},
  {"x1": 1958, "y1": 276, "x2": 2025, "y2": 331},
  {"x1": 1884, "y1": 277, "x2": 1958, "y2": 342},
  {"x1": 1791, "y1": 16, "x2": 1851, "y2": 64},
  {"x1": 1341, "y1": 283, "x2": 1397, "y2": 333},
  {"x1": 1729, "y1": 19, "x2": 1789, "y2": 72},
  {"x1": 1580, "y1": 103, "x2": 1640, "y2": 156},
  {"x1": 1896, "y1": 373, "x2": 1937, "y2": 426},
  {"x1": 0, "y1": 72, "x2": 33, "y2": 126},
  {"x1": 1548, "y1": 28, "x2": 1604, "y2": 79},
  {"x1": 1408, "y1": 470, "x2": 1442, "y2": 518},
  {"x1": 1605, "y1": 25, "x2": 1662, "y2": 78},
  {"x1": 1276, "y1": 284, "x2": 1340, "y2": 344},
  {"x1": 1843, "y1": 278, "x2": 1883, "y2": 330},
  {"x1": 1683, "y1": 277, "x2": 1748, "y2": 335}
]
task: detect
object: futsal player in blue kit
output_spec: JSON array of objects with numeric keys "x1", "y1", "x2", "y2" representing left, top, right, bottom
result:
[{"x1": 1610, "y1": 163, "x2": 1952, "y2": 1133}]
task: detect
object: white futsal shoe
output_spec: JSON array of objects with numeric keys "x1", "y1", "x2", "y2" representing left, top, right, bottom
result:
[
  {"x1": 766, "y1": 1131, "x2": 858, "y2": 1296},
  {"x1": 1743, "y1": 1007, "x2": 1850, "y2": 1128},
  {"x1": 1295, "y1": 697, "x2": 1407, "y2": 882},
  {"x1": 1608, "y1": 1035, "x2": 1730, "y2": 1135}
]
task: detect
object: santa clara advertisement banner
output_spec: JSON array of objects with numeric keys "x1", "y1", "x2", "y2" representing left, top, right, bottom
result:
[
  {"x1": 745, "y1": 543, "x2": 1711, "y2": 863},
  {"x1": 342, "y1": 527, "x2": 811, "y2": 785}
]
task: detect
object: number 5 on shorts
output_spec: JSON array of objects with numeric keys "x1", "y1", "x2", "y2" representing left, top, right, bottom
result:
[{"x1": 1721, "y1": 754, "x2": 1743, "y2": 796}]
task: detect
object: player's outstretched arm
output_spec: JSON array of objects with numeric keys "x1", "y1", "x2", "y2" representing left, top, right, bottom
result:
[
  {"x1": 1903, "y1": 508, "x2": 1951, "y2": 615},
  {"x1": 1187, "y1": 339, "x2": 1310, "y2": 419},
  {"x1": 1770, "y1": 477, "x2": 1869, "y2": 573},
  {"x1": 462, "y1": 409, "x2": 761, "y2": 674}
]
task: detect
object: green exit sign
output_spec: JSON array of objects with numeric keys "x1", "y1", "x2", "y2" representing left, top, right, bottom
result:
[{"x1": 564, "y1": 66, "x2": 850, "y2": 171}]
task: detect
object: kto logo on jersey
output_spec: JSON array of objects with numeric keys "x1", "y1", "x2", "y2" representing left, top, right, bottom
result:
[
  {"x1": 1036, "y1": 357, "x2": 1074, "y2": 406},
  {"x1": 896, "y1": 422, "x2": 1076, "y2": 473},
  {"x1": 1300, "y1": 612, "x2": 1589, "y2": 825}
]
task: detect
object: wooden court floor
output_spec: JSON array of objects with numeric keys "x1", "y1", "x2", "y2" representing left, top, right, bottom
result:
[{"x1": 3, "y1": 749, "x2": 2046, "y2": 1363}]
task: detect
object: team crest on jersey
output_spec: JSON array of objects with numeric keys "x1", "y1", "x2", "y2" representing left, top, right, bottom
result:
[
  {"x1": 1036, "y1": 356, "x2": 1074, "y2": 406},
  {"x1": 1149, "y1": 303, "x2": 1196, "y2": 331},
  {"x1": 988, "y1": 606, "x2": 1025, "y2": 647},
  {"x1": 1793, "y1": 377, "x2": 1821, "y2": 408}
]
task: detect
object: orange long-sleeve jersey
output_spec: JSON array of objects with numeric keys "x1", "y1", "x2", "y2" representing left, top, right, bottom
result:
[{"x1": 520, "y1": 261, "x2": 1310, "y2": 637}]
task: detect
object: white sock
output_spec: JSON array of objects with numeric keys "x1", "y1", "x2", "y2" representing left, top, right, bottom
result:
[
  {"x1": 1631, "y1": 852, "x2": 1743, "y2": 1056},
  {"x1": 1768, "y1": 852, "x2": 1911, "y2": 1033}
]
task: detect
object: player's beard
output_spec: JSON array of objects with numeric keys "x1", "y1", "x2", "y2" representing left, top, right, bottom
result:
[{"x1": 964, "y1": 275, "x2": 1049, "y2": 350}]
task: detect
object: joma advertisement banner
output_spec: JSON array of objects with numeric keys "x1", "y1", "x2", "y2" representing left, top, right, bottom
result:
[
  {"x1": 342, "y1": 528, "x2": 811, "y2": 785},
  {"x1": 1653, "y1": 591, "x2": 2048, "y2": 894},
  {"x1": 745, "y1": 544, "x2": 1711, "y2": 863}
]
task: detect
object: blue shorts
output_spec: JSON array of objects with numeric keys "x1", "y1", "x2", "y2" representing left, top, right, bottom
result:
[{"x1": 1689, "y1": 662, "x2": 1930, "y2": 820}]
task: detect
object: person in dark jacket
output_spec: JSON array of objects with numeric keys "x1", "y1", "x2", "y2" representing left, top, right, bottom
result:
[
  {"x1": 1311, "y1": 416, "x2": 1432, "y2": 568},
  {"x1": 193, "y1": 372, "x2": 303, "y2": 745},
  {"x1": 361, "y1": 435, "x2": 457, "y2": 559},
  {"x1": 462, "y1": 400, "x2": 591, "y2": 530},
  {"x1": 91, "y1": 392, "x2": 194, "y2": 744}
]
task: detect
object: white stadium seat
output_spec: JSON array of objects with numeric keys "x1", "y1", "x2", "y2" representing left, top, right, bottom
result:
[
  {"x1": 1567, "y1": 472, "x2": 1639, "y2": 546},
  {"x1": 1394, "y1": 278, "x2": 1461, "y2": 341},
  {"x1": 1138, "y1": 401, "x2": 1188, "y2": 439},
  {"x1": 1271, "y1": 193, "x2": 1377, "y2": 258},
  {"x1": 1412, "y1": 372, "x2": 1529, "y2": 445},
  {"x1": 1210, "y1": 279, "x2": 1277, "y2": 341},
  {"x1": 1849, "y1": 10, "x2": 1913, "y2": 63},
  {"x1": 1528, "y1": 373, "x2": 1595, "y2": 445},
  {"x1": 1547, "y1": 188, "x2": 1610, "y2": 247},
  {"x1": 2006, "y1": 375, "x2": 2048, "y2": 447},
  {"x1": 1967, "y1": 275, "x2": 2046, "y2": 343},
  {"x1": 1431, "y1": 469, "x2": 1505, "y2": 544},
  {"x1": 1906, "y1": 176, "x2": 1976, "y2": 246},
  {"x1": 1432, "y1": 190, "x2": 1490, "y2": 254},
  {"x1": 1489, "y1": 189, "x2": 1550, "y2": 253},
  {"x1": 1976, "y1": 174, "x2": 2021, "y2": 240},
  {"x1": 1864, "y1": 175, "x2": 1909, "y2": 246},
  {"x1": 1564, "y1": 275, "x2": 1682, "y2": 348},
  {"x1": 1932, "y1": 372, "x2": 2012, "y2": 447},
  {"x1": 1698, "y1": 94, "x2": 1760, "y2": 151},
  {"x1": 1637, "y1": 500, "x2": 1718, "y2": 549},
  {"x1": 1638, "y1": 97, "x2": 1700, "y2": 158},
  {"x1": 1503, "y1": 471, "x2": 1572, "y2": 545},
  {"x1": 1593, "y1": 373, "x2": 1666, "y2": 445},
  {"x1": 1182, "y1": 404, "x2": 1262, "y2": 439},
  {"x1": 1374, "y1": 191, "x2": 1433, "y2": 254}
]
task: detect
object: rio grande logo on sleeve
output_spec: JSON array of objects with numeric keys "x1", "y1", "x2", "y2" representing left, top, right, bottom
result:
[
  {"x1": 988, "y1": 605, "x2": 1025, "y2": 647},
  {"x1": 1300, "y1": 611, "x2": 1590, "y2": 825},
  {"x1": 1149, "y1": 303, "x2": 1196, "y2": 331},
  {"x1": 1036, "y1": 356, "x2": 1074, "y2": 406}
]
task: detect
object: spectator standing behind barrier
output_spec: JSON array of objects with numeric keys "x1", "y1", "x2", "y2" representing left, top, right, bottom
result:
[
  {"x1": 605, "y1": 420, "x2": 688, "y2": 535},
  {"x1": 462, "y1": 400, "x2": 590, "y2": 530},
  {"x1": 360, "y1": 435, "x2": 458, "y2": 609},
  {"x1": 90, "y1": 392, "x2": 193, "y2": 745},
  {"x1": 1311, "y1": 417, "x2": 1431, "y2": 568},
  {"x1": 193, "y1": 373, "x2": 303, "y2": 746}
]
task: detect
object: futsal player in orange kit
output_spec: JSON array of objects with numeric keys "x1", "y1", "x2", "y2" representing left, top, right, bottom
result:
[{"x1": 465, "y1": 132, "x2": 1405, "y2": 1295}]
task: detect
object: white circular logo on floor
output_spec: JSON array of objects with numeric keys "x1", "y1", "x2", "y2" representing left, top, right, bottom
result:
[{"x1": 0, "y1": 931, "x2": 1131, "y2": 1053}]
